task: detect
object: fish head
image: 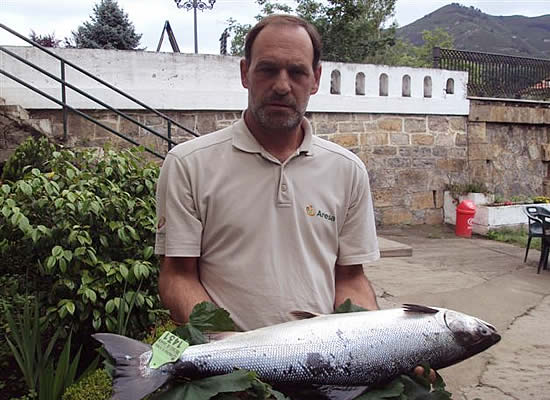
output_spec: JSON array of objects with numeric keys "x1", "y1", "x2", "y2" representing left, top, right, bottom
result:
[{"x1": 444, "y1": 310, "x2": 501, "y2": 354}]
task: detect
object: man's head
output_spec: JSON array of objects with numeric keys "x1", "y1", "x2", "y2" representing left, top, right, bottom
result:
[{"x1": 240, "y1": 15, "x2": 322, "y2": 134}]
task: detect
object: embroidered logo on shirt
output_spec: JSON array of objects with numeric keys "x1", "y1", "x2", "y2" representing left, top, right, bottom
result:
[{"x1": 305, "y1": 205, "x2": 335, "y2": 222}]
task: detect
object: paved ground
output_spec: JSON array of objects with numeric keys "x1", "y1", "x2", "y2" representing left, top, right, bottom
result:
[{"x1": 372, "y1": 224, "x2": 550, "y2": 400}]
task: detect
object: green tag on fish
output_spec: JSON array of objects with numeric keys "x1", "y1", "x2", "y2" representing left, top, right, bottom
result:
[{"x1": 149, "y1": 331, "x2": 189, "y2": 369}]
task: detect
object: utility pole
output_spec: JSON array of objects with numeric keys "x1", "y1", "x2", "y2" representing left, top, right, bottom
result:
[{"x1": 174, "y1": 0, "x2": 217, "y2": 54}]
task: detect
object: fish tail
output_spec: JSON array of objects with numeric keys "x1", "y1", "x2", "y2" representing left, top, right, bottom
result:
[{"x1": 93, "y1": 333, "x2": 171, "y2": 400}]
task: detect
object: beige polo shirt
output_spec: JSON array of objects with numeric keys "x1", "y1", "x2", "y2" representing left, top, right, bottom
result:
[{"x1": 155, "y1": 117, "x2": 379, "y2": 331}]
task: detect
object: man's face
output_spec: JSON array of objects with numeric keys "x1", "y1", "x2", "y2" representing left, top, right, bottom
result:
[{"x1": 240, "y1": 24, "x2": 321, "y2": 133}]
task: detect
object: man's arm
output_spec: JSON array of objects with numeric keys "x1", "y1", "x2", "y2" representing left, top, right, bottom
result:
[
  {"x1": 158, "y1": 256, "x2": 214, "y2": 324},
  {"x1": 334, "y1": 264, "x2": 379, "y2": 311}
]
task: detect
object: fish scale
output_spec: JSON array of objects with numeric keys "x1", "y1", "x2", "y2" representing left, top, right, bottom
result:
[
  {"x1": 177, "y1": 309, "x2": 467, "y2": 385},
  {"x1": 93, "y1": 304, "x2": 501, "y2": 400}
]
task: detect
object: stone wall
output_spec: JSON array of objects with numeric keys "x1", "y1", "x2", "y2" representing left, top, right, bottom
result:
[
  {"x1": 467, "y1": 99, "x2": 550, "y2": 199},
  {"x1": 27, "y1": 108, "x2": 472, "y2": 226}
]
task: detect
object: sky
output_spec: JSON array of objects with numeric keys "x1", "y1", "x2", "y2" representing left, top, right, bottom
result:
[{"x1": 1, "y1": 0, "x2": 549, "y2": 54}]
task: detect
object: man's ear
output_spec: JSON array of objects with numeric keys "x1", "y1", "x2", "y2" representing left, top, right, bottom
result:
[
  {"x1": 240, "y1": 59, "x2": 249, "y2": 89},
  {"x1": 311, "y1": 64, "x2": 322, "y2": 95}
]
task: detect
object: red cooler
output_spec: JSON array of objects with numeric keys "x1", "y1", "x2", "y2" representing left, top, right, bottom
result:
[{"x1": 456, "y1": 200, "x2": 476, "y2": 237}]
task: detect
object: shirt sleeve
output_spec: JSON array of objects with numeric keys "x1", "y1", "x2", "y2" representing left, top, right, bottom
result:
[
  {"x1": 155, "y1": 153, "x2": 203, "y2": 257},
  {"x1": 336, "y1": 165, "x2": 380, "y2": 265}
]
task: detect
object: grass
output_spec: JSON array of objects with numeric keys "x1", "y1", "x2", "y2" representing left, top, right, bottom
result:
[{"x1": 486, "y1": 228, "x2": 541, "y2": 251}]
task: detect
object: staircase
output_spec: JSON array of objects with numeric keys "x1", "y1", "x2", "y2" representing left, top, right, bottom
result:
[{"x1": 0, "y1": 98, "x2": 55, "y2": 164}]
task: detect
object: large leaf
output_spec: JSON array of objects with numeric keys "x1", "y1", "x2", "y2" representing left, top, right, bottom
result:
[
  {"x1": 333, "y1": 298, "x2": 370, "y2": 313},
  {"x1": 188, "y1": 301, "x2": 236, "y2": 332},
  {"x1": 155, "y1": 370, "x2": 257, "y2": 400}
]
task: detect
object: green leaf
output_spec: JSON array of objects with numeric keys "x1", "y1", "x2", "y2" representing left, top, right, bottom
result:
[
  {"x1": 106, "y1": 300, "x2": 115, "y2": 314},
  {"x1": 52, "y1": 245, "x2": 63, "y2": 258},
  {"x1": 143, "y1": 246, "x2": 154, "y2": 260},
  {"x1": 46, "y1": 256, "x2": 56, "y2": 270},
  {"x1": 1, "y1": 184, "x2": 10, "y2": 195},
  {"x1": 19, "y1": 181, "x2": 32, "y2": 196},
  {"x1": 67, "y1": 192, "x2": 76, "y2": 203},
  {"x1": 356, "y1": 378, "x2": 404, "y2": 399},
  {"x1": 156, "y1": 370, "x2": 257, "y2": 400},
  {"x1": 334, "y1": 298, "x2": 370, "y2": 313},
  {"x1": 93, "y1": 318, "x2": 101, "y2": 330},
  {"x1": 54, "y1": 198, "x2": 64, "y2": 209},
  {"x1": 66, "y1": 169, "x2": 75, "y2": 180},
  {"x1": 63, "y1": 249, "x2": 73, "y2": 262},
  {"x1": 173, "y1": 324, "x2": 208, "y2": 346},
  {"x1": 119, "y1": 264, "x2": 129, "y2": 279},
  {"x1": 59, "y1": 258, "x2": 68, "y2": 273},
  {"x1": 188, "y1": 301, "x2": 236, "y2": 332},
  {"x1": 65, "y1": 301, "x2": 76, "y2": 315}
]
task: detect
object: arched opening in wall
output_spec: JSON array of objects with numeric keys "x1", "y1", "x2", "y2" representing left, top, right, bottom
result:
[
  {"x1": 379, "y1": 73, "x2": 389, "y2": 96},
  {"x1": 424, "y1": 76, "x2": 432, "y2": 98},
  {"x1": 446, "y1": 78, "x2": 455, "y2": 94},
  {"x1": 330, "y1": 70, "x2": 341, "y2": 94},
  {"x1": 355, "y1": 72, "x2": 365, "y2": 95},
  {"x1": 402, "y1": 75, "x2": 411, "y2": 97}
]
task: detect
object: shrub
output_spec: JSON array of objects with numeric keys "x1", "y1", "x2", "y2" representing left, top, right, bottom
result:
[
  {"x1": 1, "y1": 136, "x2": 56, "y2": 183},
  {"x1": 0, "y1": 140, "x2": 162, "y2": 342},
  {"x1": 62, "y1": 369, "x2": 112, "y2": 400}
]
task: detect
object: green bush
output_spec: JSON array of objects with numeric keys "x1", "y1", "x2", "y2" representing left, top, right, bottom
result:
[
  {"x1": 0, "y1": 140, "x2": 162, "y2": 341},
  {"x1": 1, "y1": 136, "x2": 56, "y2": 183},
  {"x1": 62, "y1": 369, "x2": 112, "y2": 400}
]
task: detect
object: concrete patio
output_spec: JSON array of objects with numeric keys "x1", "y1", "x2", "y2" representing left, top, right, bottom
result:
[{"x1": 372, "y1": 224, "x2": 550, "y2": 400}]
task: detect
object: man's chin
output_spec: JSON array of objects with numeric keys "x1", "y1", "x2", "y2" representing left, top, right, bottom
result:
[{"x1": 256, "y1": 111, "x2": 302, "y2": 131}]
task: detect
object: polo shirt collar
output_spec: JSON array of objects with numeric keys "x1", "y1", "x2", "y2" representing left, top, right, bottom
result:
[{"x1": 232, "y1": 114, "x2": 314, "y2": 156}]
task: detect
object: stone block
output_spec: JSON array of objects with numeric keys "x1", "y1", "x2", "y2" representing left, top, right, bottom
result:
[
  {"x1": 449, "y1": 117, "x2": 466, "y2": 132},
  {"x1": 424, "y1": 208, "x2": 444, "y2": 224},
  {"x1": 435, "y1": 133, "x2": 455, "y2": 146},
  {"x1": 470, "y1": 104, "x2": 545, "y2": 124},
  {"x1": 432, "y1": 146, "x2": 448, "y2": 157},
  {"x1": 381, "y1": 207, "x2": 413, "y2": 225},
  {"x1": 338, "y1": 121, "x2": 364, "y2": 133},
  {"x1": 455, "y1": 133, "x2": 467, "y2": 147},
  {"x1": 434, "y1": 190, "x2": 444, "y2": 209},
  {"x1": 386, "y1": 157, "x2": 411, "y2": 168},
  {"x1": 448, "y1": 147, "x2": 467, "y2": 158},
  {"x1": 404, "y1": 118, "x2": 426, "y2": 133},
  {"x1": 543, "y1": 179, "x2": 550, "y2": 197},
  {"x1": 310, "y1": 113, "x2": 328, "y2": 121},
  {"x1": 145, "y1": 115, "x2": 163, "y2": 126},
  {"x1": 412, "y1": 158, "x2": 436, "y2": 168},
  {"x1": 541, "y1": 144, "x2": 550, "y2": 161},
  {"x1": 412, "y1": 134, "x2": 434, "y2": 146},
  {"x1": 353, "y1": 114, "x2": 372, "y2": 121},
  {"x1": 390, "y1": 133, "x2": 410, "y2": 145},
  {"x1": 314, "y1": 121, "x2": 338, "y2": 135},
  {"x1": 327, "y1": 113, "x2": 352, "y2": 122},
  {"x1": 361, "y1": 132, "x2": 388, "y2": 146},
  {"x1": 197, "y1": 114, "x2": 217, "y2": 134},
  {"x1": 399, "y1": 147, "x2": 432, "y2": 158},
  {"x1": 373, "y1": 189, "x2": 394, "y2": 207},
  {"x1": 397, "y1": 169, "x2": 430, "y2": 191},
  {"x1": 369, "y1": 169, "x2": 396, "y2": 188},
  {"x1": 411, "y1": 192, "x2": 435, "y2": 209},
  {"x1": 469, "y1": 144, "x2": 496, "y2": 161},
  {"x1": 363, "y1": 121, "x2": 379, "y2": 132},
  {"x1": 527, "y1": 144, "x2": 539, "y2": 160},
  {"x1": 373, "y1": 146, "x2": 397, "y2": 156},
  {"x1": 94, "y1": 119, "x2": 119, "y2": 139},
  {"x1": 436, "y1": 159, "x2": 466, "y2": 172},
  {"x1": 377, "y1": 118, "x2": 403, "y2": 132},
  {"x1": 428, "y1": 116, "x2": 449, "y2": 132},
  {"x1": 119, "y1": 116, "x2": 140, "y2": 138},
  {"x1": 331, "y1": 134, "x2": 359, "y2": 148}
]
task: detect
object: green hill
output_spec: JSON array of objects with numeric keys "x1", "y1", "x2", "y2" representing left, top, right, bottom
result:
[{"x1": 396, "y1": 3, "x2": 550, "y2": 59}]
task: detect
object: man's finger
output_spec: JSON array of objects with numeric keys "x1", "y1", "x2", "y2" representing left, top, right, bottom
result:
[{"x1": 413, "y1": 366, "x2": 437, "y2": 383}]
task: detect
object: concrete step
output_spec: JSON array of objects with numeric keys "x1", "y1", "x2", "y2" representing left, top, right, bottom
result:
[
  {"x1": 378, "y1": 236, "x2": 413, "y2": 257},
  {"x1": 29, "y1": 118, "x2": 53, "y2": 135},
  {"x1": 0, "y1": 104, "x2": 30, "y2": 120}
]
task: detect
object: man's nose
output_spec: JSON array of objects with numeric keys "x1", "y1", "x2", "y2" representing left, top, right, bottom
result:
[{"x1": 273, "y1": 70, "x2": 291, "y2": 95}]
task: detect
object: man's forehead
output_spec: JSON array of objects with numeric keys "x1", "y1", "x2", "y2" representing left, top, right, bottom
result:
[{"x1": 250, "y1": 24, "x2": 314, "y2": 64}]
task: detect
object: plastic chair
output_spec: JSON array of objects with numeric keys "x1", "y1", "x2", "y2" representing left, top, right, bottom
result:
[
  {"x1": 534, "y1": 206, "x2": 550, "y2": 273},
  {"x1": 523, "y1": 206, "x2": 544, "y2": 263}
]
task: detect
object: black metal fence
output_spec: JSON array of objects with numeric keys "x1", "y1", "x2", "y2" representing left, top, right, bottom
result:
[{"x1": 433, "y1": 47, "x2": 550, "y2": 100}]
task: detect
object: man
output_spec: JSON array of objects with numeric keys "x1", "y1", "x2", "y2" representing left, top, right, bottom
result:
[{"x1": 155, "y1": 14, "x2": 380, "y2": 331}]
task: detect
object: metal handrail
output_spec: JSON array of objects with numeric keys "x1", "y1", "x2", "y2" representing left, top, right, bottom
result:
[
  {"x1": 0, "y1": 23, "x2": 201, "y2": 158},
  {"x1": 1, "y1": 46, "x2": 178, "y2": 147},
  {"x1": 0, "y1": 69, "x2": 165, "y2": 159}
]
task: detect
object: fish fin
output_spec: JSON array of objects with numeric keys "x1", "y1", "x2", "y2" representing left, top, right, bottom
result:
[
  {"x1": 204, "y1": 331, "x2": 244, "y2": 341},
  {"x1": 402, "y1": 304, "x2": 439, "y2": 314},
  {"x1": 289, "y1": 310, "x2": 324, "y2": 320},
  {"x1": 92, "y1": 333, "x2": 170, "y2": 400}
]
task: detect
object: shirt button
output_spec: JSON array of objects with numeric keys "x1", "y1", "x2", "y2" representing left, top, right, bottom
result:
[{"x1": 281, "y1": 184, "x2": 288, "y2": 192}]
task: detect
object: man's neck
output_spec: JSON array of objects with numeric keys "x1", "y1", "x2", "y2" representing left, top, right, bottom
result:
[{"x1": 244, "y1": 111, "x2": 304, "y2": 163}]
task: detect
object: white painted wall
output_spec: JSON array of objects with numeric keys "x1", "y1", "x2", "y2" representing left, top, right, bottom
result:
[{"x1": 0, "y1": 47, "x2": 469, "y2": 114}]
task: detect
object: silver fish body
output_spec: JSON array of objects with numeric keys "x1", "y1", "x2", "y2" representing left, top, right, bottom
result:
[{"x1": 93, "y1": 304, "x2": 500, "y2": 400}]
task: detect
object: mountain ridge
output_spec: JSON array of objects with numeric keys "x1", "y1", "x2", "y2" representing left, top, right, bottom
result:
[{"x1": 396, "y1": 3, "x2": 550, "y2": 59}]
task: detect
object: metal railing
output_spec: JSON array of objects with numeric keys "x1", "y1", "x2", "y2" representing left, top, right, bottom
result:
[
  {"x1": 433, "y1": 47, "x2": 550, "y2": 100},
  {"x1": 0, "y1": 23, "x2": 200, "y2": 159}
]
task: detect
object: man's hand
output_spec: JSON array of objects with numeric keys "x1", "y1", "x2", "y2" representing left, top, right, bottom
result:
[{"x1": 414, "y1": 365, "x2": 437, "y2": 383}]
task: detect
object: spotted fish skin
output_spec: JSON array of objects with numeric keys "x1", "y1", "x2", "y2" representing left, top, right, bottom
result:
[
  {"x1": 174, "y1": 306, "x2": 497, "y2": 386},
  {"x1": 93, "y1": 305, "x2": 500, "y2": 400}
]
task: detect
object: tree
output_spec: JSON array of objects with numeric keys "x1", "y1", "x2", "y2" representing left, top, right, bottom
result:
[
  {"x1": 368, "y1": 28, "x2": 454, "y2": 67},
  {"x1": 226, "y1": 0, "x2": 397, "y2": 63},
  {"x1": 67, "y1": 0, "x2": 142, "y2": 50},
  {"x1": 29, "y1": 30, "x2": 62, "y2": 48}
]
